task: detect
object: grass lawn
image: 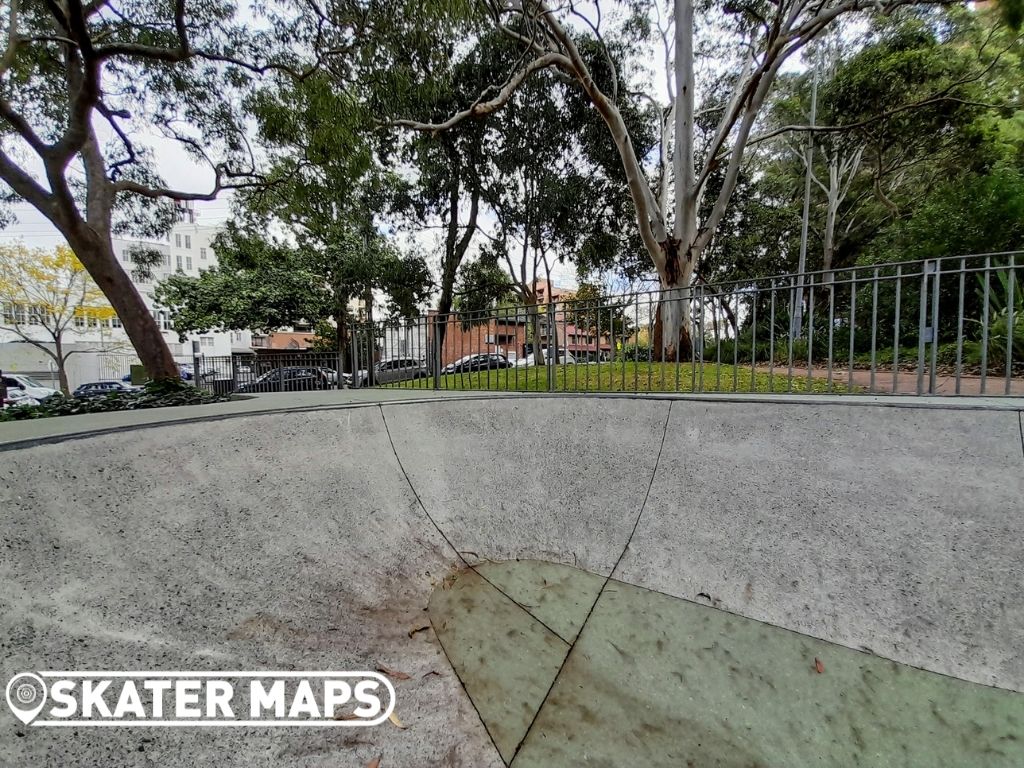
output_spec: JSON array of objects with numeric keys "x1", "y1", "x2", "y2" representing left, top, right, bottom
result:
[{"x1": 394, "y1": 362, "x2": 861, "y2": 394}]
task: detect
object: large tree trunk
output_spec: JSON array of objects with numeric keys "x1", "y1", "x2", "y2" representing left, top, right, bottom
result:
[
  {"x1": 651, "y1": 244, "x2": 695, "y2": 362},
  {"x1": 70, "y1": 233, "x2": 178, "y2": 381}
]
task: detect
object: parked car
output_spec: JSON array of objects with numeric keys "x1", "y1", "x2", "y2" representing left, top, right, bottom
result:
[
  {"x1": 513, "y1": 349, "x2": 576, "y2": 367},
  {"x1": 344, "y1": 358, "x2": 429, "y2": 388},
  {"x1": 2, "y1": 373, "x2": 60, "y2": 401},
  {"x1": 2, "y1": 389, "x2": 40, "y2": 408},
  {"x1": 441, "y1": 353, "x2": 511, "y2": 375},
  {"x1": 73, "y1": 381, "x2": 139, "y2": 399},
  {"x1": 236, "y1": 366, "x2": 332, "y2": 393}
]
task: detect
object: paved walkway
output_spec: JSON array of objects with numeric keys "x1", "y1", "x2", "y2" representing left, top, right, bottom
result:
[{"x1": 757, "y1": 365, "x2": 1024, "y2": 396}]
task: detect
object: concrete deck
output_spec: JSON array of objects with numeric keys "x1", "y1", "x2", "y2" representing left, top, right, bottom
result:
[{"x1": 1, "y1": 391, "x2": 1022, "y2": 766}]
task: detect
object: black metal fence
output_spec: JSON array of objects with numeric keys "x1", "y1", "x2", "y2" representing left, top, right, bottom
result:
[
  {"x1": 191, "y1": 353, "x2": 346, "y2": 394},
  {"x1": 348, "y1": 252, "x2": 1022, "y2": 397}
]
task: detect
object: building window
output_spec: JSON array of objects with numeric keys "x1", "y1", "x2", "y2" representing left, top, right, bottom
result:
[
  {"x1": 74, "y1": 315, "x2": 86, "y2": 329},
  {"x1": 163, "y1": 254, "x2": 170, "y2": 268},
  {"x1": 176, "y1": 254, "x2": 183, "y2": 271},
  {"x1": 200, "y1": 336, "x2": 214, "y2": 348},
  {"x1": 185, "y1": 235, "x2": 191, "y2": 249},
  {"x1": 186, "y1": 256, "x2": 193, "y2": 270},
  {"x1": 111, "y1": 317, "x2": 122, "y2": 329},
  {"x1": 175, "y1": 234, "x2": 182, "y2": 247},
  {"x1": 28, "y1": 306, "x2": 41, "y2": 325},
  {"x1": 200, "y1": 247, "x2": 207, "y2": 260},
  {"x1": 88, "y1": 316, "x2": 99, "y2": 328}
]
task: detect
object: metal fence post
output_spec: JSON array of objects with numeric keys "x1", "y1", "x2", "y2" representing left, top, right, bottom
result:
[
  {"x1": 191, "y1": 340, "x2": 201, "y2": 391},
  {"x1": 433, "y1": 315, "x2": 441, "y2": 390},
  {"x1": 547, "y1": 299, "x2": 556, "y2": 392}
]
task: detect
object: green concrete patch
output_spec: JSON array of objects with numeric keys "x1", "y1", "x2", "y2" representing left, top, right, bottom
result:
[
  {"x1": 428, "y1": 567, "x2": 570, "y2": 762},
  {"x1": 475, "y1": 560, "x2": 606, "y2": 643},
  {"x1": 430, "y1": 561, "x2": 1024, "y2": 767}
]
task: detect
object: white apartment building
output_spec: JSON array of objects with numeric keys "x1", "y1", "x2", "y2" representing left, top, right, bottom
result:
[{"x1": 0, "y1": 204, "x2": 251, "y2": 388}]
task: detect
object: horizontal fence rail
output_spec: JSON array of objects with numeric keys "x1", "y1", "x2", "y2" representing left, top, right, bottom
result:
[{"x1": 349, "y1": 253, "x2": 1022, "y2": 398}]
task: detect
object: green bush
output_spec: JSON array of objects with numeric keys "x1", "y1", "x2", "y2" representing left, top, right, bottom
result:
[{"x1": 0, "y1": 379, "x2": 231, "y2": 422}]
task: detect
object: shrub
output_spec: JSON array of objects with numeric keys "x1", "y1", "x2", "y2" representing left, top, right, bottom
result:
[{"x1": 0, "y1": 379, "x2": 231, "y2": 422}]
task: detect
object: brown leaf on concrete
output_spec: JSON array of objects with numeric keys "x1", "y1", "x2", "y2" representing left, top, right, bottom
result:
[
  {"x1": 377, "y1": 665, "x2": 411, "y2": 681},
  {"x1": 814, "y1": 657, "x2": 825, "y2": 674},
  {"x1": 367, "y1": 756, "x2": 381, "y2": 768},
  {"x1": 333, "y1": 712, "x2": 359, "y2": 721},
  {"x1": 408, "y1": 623, "x2": 431, "y2": 638},
  {"x1": 389, "y1": 712, "x2": 407, "y2": 730}
]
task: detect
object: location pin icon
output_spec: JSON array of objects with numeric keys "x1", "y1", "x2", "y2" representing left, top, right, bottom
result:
[{"x1": 6, "y1": 673, "x2": 48, "y2": 725}]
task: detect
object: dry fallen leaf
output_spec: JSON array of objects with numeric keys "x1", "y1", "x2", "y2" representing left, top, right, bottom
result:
[
  {"x1": 814, "y1": 657, "x2": 825, "y2": 674},
  {"x1": 333, "y1": 712, "x2": 360, "y2": 721},
  {"x1": 377, "y1": 665, "x2": 411, "y2": 681},
  {"x1": 408, "y1": 623, "x2": 431, "y2": 639},
  {"x1": 388, "y1": 712, "x2": 407, "y2": 730},
  {"x1": 367, "y1": 756, "x2": 381, "y2": 768}
]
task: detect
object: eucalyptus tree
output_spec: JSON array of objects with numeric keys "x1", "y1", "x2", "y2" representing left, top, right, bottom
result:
[
  {"x1": 0, "y1": 0, "x2": 317, "y2": 379},
  {"x1": 399, "y1": 0, "x2": 951, "y2": 360}
]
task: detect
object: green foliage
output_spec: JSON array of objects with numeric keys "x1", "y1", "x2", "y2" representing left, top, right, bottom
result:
[
  {"x1": 0, "y1": 381, "x2": 229, "y2": 422},
  {"x1": 867, "y1": 166, "x2": 1024, "y2": 263},
  {"x1": 971, "y1": 269, "x2": 1024, "y2": 366}
]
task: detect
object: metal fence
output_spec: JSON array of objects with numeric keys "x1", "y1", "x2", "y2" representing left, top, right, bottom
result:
[
  {"x1": 350, "y1": 252, "x2": 1023, "y2": 397},
  {"x1": 190, "y1": 353, "x2": 347, "y2": 394}
]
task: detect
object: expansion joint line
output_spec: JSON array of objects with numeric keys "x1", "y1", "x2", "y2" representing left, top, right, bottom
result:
[
  {"x1": 509, "y1": 400, "x2": 674, "y2": 765},
  {"x1": 376, "y1": 406, "x2": 567, "y2": 637}
]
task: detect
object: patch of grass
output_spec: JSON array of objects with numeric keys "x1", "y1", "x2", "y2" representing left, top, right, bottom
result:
[{"x1": 395, "y1": 362, "x2": 860, "y2": 394}]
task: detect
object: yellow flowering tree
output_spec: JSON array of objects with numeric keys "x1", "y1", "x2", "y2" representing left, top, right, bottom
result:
[{"x1": 0, "y1": 244, "x2": 120, "y2": 394}]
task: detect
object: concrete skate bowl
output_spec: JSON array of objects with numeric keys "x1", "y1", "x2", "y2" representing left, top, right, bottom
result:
[{"x1": 2, "y1": 395, "x2": 1023, "y2": 767}]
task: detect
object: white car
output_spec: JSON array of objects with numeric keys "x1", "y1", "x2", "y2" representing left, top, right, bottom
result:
[
  {"x1": 2, "y1": 389, "x2": 40, "y2": 408},
  {"x1": 514, "y1": 350, "x2": 576, "y2": 367},
  {"x1": 2, "y1": 373, "x2": 60, "y2": 401}
]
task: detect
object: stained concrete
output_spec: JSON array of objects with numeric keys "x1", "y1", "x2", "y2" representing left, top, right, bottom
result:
[
  {"x1": 504, "y1": 563, "x2": 1024, "y2": 768},
  {"x1": 2, "y1": 393, "x2": 1022, "y2": 766},
  {"x1": 428, "y1": 568, "x2": 568, "y2": 762},
  {"x1": 616, "y1": 400, "x2": 1024, "y2": 691}
]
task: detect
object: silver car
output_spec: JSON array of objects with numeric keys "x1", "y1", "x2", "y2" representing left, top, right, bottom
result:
[{"x1": 348, "y1": 358, "x2": 429, "y2": 387}]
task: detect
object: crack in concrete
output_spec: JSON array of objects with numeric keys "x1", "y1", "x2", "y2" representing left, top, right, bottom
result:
[{"x1": 509, "y1": 400, "x2": 675, "y2": 765}]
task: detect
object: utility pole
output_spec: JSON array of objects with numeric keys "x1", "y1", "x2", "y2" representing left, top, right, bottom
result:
[{"x1": 792, "y1": 61, "x2": 818, "y2": 340}]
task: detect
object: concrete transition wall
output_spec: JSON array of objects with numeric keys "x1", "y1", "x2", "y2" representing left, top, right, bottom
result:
[{"x1": 1, "y1": 395, "x2": 1021, "y2": 766}]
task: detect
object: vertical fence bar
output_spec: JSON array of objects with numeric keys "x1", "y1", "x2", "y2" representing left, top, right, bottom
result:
[
  {"x1": 929, "y1": 261, "x2": 941, "y2": 395},
  {"x1": 749, "y1": 290, "x2": 757, "y2": 393},
  {"x1": 848, "y1": 276, "x2": 856, "y2": 393},
  {"x1": 767, "y1": 282, "x2": 775, "y2": 391},
  {"x1": 643, "y1": 292, "x2": 651, "y2": 393},
  {"x1": 433, "y1": 316, "x2": 441, "y2": 390},
  {"x1": 981, "y1": 257, "x2": 990, "y2": 395},
  {"x1": 674, "y1": 293, "x2": 682, "y2": 393},
  {"x1": 870, "y1": 268, "x2": 878, "y2": 393},
  {"x1": 697, "y1": 285, "x2": 706, "y2": 393},
  {"x1": 733, "y1": 290, "x2": 740, "y2": 393},
  {"x1": 1006, "y1": 254, "x2": 1016, "y2": 395},
  {"x1": 955, "y1": 259, "x2": 965, "y2": 395},
  {"x1": 826, "y1": 281, "x2": 835, "y2": 392},
  {"x1": 715, "y1": 290, "x2": 723, "y2": 391},
  {"x1": 916, "y1": 263, "x2": 928, "y2": 396},
  {"x1": 787, "y1": 277, "x2": 795, "y2": 393},
  {"x1": 892, "y1": 266, "x2": 902, "y2": 394},
  {"x1": 807, "y1": 280, "x2": 815, "y2": 391}
]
